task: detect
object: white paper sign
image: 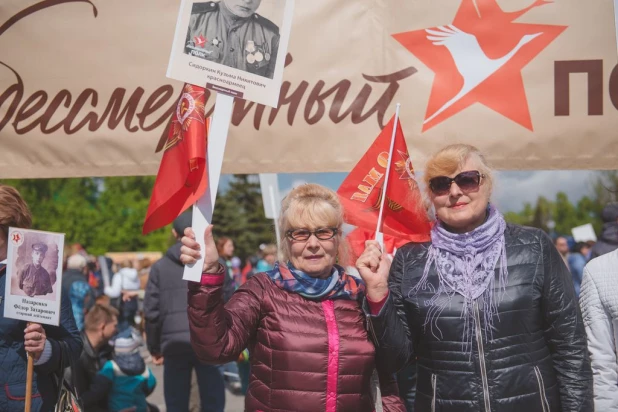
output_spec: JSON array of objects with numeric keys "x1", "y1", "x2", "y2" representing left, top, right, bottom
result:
[
  {"x1": 167, "y1": 0, "x2": 295, "y2": 107},
  {"x1": 4, "y1": 228, "x2": 65, "y2": 326},
  {"x1": 259, "y1": 173, "x2": 280, "y2": 219},
  {"x1": 571, "y1": 223, "x2": 597, "y2": 243},
  {"x1": 183, "y1": 95, "x2": 234, "y2": 281}
]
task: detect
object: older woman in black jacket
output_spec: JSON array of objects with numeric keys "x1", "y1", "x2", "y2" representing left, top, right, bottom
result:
[
  {"x1": 357, "y1": 144, "x2": 592, "y2": 412},
  {"x1": 0, "y1": 184, "x2": 82, "y2": 411}
]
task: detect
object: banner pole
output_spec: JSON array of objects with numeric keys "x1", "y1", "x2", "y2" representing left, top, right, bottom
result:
[
  {"x1": 183, "y1": 92, "x2": 235, "y2": 281},
  {"x1": 374, "y1": 103, "x2": 401, "y2": 248},
  {"x1": 269, "y1": 186, "x2": 281, "y2": 250}
]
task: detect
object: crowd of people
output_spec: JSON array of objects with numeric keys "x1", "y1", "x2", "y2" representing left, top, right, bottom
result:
[{"x1": 0, "y1": 143, "x2": 617, "y2": 411}]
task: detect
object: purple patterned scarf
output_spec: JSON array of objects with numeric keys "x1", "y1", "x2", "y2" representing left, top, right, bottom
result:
[{"x1": 410, "y1": 204, "x2": 508, "y2": 352}]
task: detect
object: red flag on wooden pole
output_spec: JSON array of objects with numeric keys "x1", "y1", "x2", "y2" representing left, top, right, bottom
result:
[
  {"x1": 143, "y1": 84, "x2": 209, "y2": 235},
  {"x1": 337, "y1": 114, "x2": 431, "y2": 243}
]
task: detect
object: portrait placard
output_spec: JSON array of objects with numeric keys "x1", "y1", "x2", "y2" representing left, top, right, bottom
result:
[
  {"x1": 166, "y1": 0, "x2": 295, "y2": 107},
  {"x1": 3, "y1": 228, "x2": 65, "y2": 326}
]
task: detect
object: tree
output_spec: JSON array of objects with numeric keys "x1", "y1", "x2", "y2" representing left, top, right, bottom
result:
[
  {"x1": 503, "y1": 170, "x2": 618, "y2": 237},
  {"x1": 212, "y1": 175, "x2": 275, "y2": 261},
  {"x1": 530, "y1": 196, "x2": 552, "y2": 232},
  {"x1": 93, "y1": 177, "x2": 173, "y2": 254},
  {"x1": 0, "y1": 177, "x2": 173, "y2": 255}
]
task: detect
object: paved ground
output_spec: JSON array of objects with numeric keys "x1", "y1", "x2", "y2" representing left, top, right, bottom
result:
[{"x1": 147, "y1": 362, "x2": 246, "y2": 412}]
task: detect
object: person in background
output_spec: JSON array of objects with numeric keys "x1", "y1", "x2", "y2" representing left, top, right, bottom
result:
[
  {"x1": 62, "y1": 253, "x2": 96, "y2": 331},
  {"x1": 216, "y1": 237, "x2": 236, "y2": 303},
  {"x1": 87, "y1": 257, "x2": 103, "y2": 299},
  {"x1": 105, "y1": 259, "x2": 140, "y2": 331},
  {"x1": 230, "y1": 256, "x2": 242, "y2": 288},
  {"x1": 580, "y1": 248, "x2": 618, "y2": 410},
  {"x1": 214, "y1": 237, "x2": 242, "y2": 392},
  {"x1": 568, "y1": 241, "x2": 589, "y2": 298},
  {"x1": 255, "y1": 243, "x2": 277, "y2": 272},
  {"x1": 68, "y1": 304, "x2": 118, "y2": 412},
  {"x1": 138, "y1": 257, "x2": 152, "y2": 291},
  {"x1": 590, "y1": 203, "x2": 618, "y2": 259},
  {"x1": 0, "y1": 184, "x2": 82, "y2": 411},
  {"x1": 94, "y1": 331, "x2": 157, "y2": 412},
  {"x1": 144, "y1": 211, "x2": 225, "y2": 412},
  {"x1": 554, "y1": 236, "x2": 570, "y2": 266},
  {"x1": 240, "y1": 255, "x2": 259, "y2": 285}
]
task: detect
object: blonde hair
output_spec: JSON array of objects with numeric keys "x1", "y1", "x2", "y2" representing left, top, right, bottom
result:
[
  {"x1": 261, "y1": 244, "x2": 277, "y2": 256},
  {"x1": 278, "y1": 184, "x2": 347, "y2": 263},
  {"x1": 424, "y1": 144, "x2": 494, "y2": 197}
]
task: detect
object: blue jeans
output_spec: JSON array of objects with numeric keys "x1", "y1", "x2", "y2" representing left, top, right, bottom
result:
[{"x1": 164, "y1": 352, "x2": 225, "y2": 412}]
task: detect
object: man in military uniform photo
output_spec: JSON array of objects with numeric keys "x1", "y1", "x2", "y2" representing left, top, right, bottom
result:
[
  {"x1": 184, "y1": 0, "x2": 280, "y2": 79},
  {"x1": 18, "y1": 242, "x2": 53, "y2": 297}
]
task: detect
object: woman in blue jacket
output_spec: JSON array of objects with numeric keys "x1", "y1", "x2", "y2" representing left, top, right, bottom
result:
[{"x1": 0, "y1": 184, "x2": 82, "y2": 411}]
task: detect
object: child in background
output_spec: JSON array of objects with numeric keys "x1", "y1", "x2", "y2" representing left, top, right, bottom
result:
[{"x1": 96, "y1": 331, "x2": 157, "y2": 412}]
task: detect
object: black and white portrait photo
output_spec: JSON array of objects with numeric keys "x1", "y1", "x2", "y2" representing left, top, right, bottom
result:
[
  {"x1": 184, "y1": 0, "x2": 281, "y2": 79},
  {"x1": 167, "y1": 0, "x2": 294, "y2": 108},
  {"x1": 4, "y1": 228, "x2": 65, "y2": 326},
  {"x1": 17, "y1": 241, "x2": 54, "y2": 297}
]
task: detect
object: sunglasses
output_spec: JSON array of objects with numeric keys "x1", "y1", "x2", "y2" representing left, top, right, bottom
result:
[
  {"x1": 286, "y1": 227, "x2": 338, "y2": 241},
  {"x1": 428, "y1": 170, "x2": 485, "y2": 196}
]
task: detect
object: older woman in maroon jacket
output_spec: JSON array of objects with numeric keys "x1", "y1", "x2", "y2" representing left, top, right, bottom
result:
[{"x1": 180, "y1": 184, "x2": 404, "y2": 412}]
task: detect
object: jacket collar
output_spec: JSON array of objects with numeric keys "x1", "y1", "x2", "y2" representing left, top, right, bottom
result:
[{"x1": 81, "y1": 330, "x2": 98, "y2": 358}]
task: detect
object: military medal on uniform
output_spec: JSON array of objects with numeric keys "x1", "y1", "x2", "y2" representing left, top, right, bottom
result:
[{"x1": 246, "y1": 40, "x2": 257, "y2": 64}]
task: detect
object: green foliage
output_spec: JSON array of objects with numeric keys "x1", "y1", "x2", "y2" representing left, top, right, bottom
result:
[
  {"x1": 503, "y1": 171, "x2": 618, "y2": 237},
  {"x1": 212, "y1": 175, "x2": 275, "y2": 261},
  {"x1": 1, "y1": 174, "x2": 274, "y2": 258},
  {"x1": 0, "y1": 177, "x2": 173, "y2": 255}
]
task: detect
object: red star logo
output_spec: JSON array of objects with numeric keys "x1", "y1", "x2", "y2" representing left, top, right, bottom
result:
[
  {"x1": 12, "y1": 233, "x2": 20, "y2": 243},
  {"x1": 393, "y1": 0, "x2": 567, "y2": 131},
  {"x1": 194, "y1": 34, "x2": 207, "y2": 48}
]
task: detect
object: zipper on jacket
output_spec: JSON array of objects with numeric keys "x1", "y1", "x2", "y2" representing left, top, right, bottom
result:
[
  {"x1": 474, "y1": 301, "x2": 491, "y2": 412},
  {"x1": 322, "y1": 300, "x2": 340, "y2": 412},
  {"x1": 431, "y1": 373, "x2": 437, "y2": 412},
  {"x1": 533, "y1": 366, "x2": 550, "y2": 412},
  {"x1": 366, "y1": 316, "x2": 379, "y2": 345}
]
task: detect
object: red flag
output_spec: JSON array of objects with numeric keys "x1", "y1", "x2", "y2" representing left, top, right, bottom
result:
[
  {"x1": 142, "y1": 84, "x2": 209, "y2": 235},
  {"x1": 345, "y1": 227, "x2": 412, "y2": 266},
  {"x1": 337, "y1": 115, "x2": 431, "y2": 242}
]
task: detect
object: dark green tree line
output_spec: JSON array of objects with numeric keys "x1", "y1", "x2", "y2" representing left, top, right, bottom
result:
[
  {"x1": 1, "y1": 174, "x2": 274, "y2": 259},
  {"x1": 503, "y1": 171, "x2": 618, "y2": 236}
]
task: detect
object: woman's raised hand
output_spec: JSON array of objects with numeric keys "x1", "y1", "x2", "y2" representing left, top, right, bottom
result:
[
  {"x1": 180, "y1": 225, "x2": 221, "y2": 273},
  {"x1": 355, "y1": 240, "x2": 391, "y2": 301}
]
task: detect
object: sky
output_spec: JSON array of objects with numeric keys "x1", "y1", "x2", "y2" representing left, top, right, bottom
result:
[{"x1": 221, "y1": 169, "x2": 602, "y2": 214}]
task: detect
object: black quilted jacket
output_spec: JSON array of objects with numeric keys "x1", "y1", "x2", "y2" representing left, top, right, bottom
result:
[{"x1": 366, "y1": 224, "x2": 593, "y2": 412}]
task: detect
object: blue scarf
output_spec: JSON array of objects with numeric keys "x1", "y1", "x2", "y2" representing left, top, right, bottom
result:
[{"x1": 265, "y1": 261, "x2": 364, "y2": 301}]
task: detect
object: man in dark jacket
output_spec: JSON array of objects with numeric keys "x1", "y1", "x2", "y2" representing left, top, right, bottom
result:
[
  {"x1": 590, "y1": 202, "x2": 618, "y2": 259},
  {"x1": 62, "y1": 254, "x2": 95, "y2": 330},
  {"x1": 144, "y1": 212, "x2": 225, "y2": 412},
  {"x1": 67, "y1": 304, "x2": 117, "y2": 412}
]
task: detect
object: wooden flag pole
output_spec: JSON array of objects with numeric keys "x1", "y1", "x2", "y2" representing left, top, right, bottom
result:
[
  {"x1": 24, "y1": 322, "x2": 34, "y2": 412},
  {"x1": 374, "y1": 103, "x2": 401, "y2": 249},
  {"x1": 24, "y1": 354, "x2": 33, "y2": 412},
  {"x1": 183, "y1": 92, "x2": 235, "y2": 281}
]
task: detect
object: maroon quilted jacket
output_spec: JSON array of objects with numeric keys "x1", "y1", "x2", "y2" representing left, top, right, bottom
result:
[{"x1": 188, "y1": 271, "x2": 405, "y2": 412}]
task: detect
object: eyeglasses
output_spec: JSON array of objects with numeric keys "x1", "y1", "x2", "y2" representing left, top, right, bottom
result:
[
  {"x1": 286, "y1": 227, "x2": 338, "y2": 241},
  {"x1": 428, "y1": 170, "x2": 485, "y2": 196}
]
